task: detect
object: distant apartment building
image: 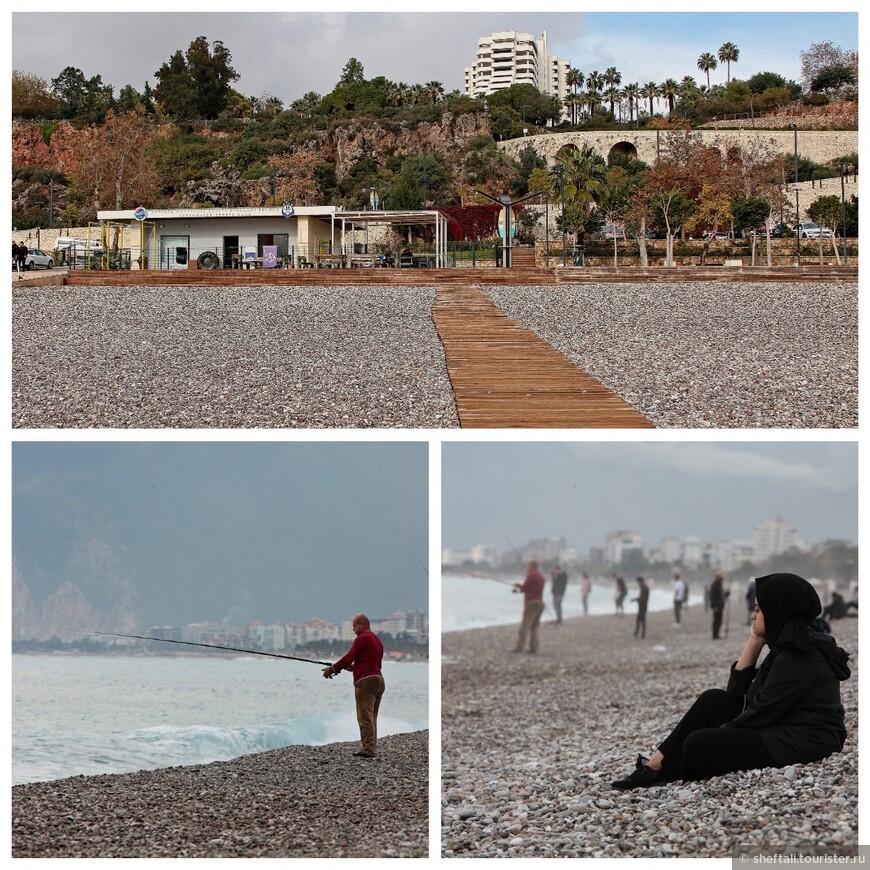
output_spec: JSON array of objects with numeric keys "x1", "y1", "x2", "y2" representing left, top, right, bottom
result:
[
  {"x1": 605, "y1": 530, "x2": 645, "y2": 565},
  {"x1": 521, "y1": 536, "x2": 567, "y2": 563},
  {"x1": 286, "y1": 617, "x2": 340, "y2": 648},
  {"x1": 371, "y1": 610, "x2": 429, "y2": 643},
  {"x1": 707, "y1": 539, "x2": 755, "y2": 573},
  {"x1": 754, "y1": 518, "x2": 802, "y2": 563},
  {"x1": 246, "y1": 622, "x2": 287, "y2": 652},
  {"x1": 464, "y1": 30, "x2": 570, "y2": 115}
]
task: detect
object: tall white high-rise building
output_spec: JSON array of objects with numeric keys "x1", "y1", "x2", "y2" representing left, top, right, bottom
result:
[
  {"x1": 464, "y1": 30, "x2": 570, "y2": 114},
  {"x1": 753, "y1": 518, "x2": 800, "y2": 564}
]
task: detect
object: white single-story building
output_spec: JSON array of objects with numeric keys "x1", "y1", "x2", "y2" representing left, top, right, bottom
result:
[{"x1": 95, "y1": 205, "x2": 450, "y2": 270}]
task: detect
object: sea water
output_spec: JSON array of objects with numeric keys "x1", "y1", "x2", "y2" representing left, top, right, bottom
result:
[
  {"x1": 11, "y1": 654, "x2": 428, "y2": 785},
  {"x1": 442, "y1": 573, "x2": 676, "y2": 632}
]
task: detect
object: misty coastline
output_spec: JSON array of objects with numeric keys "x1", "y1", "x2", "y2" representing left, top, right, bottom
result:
[
  {"x1": 12, "y1": 730, "x2": 428, "y2": 858},
  {"x1": 442, "y1": 607, "x2": 858, "y2": 857}
]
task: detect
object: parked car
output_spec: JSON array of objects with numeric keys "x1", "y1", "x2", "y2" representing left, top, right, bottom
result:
[
  {"x1": 590, "y1": 224, "x2": 626, "y2": 240},
  {"x1": 702, "y1": 230, "x2": 728, "y2": 241},
  {"x1": 24, "y1": 248, "x2": 54, "y2": 270},
  {"x1": 796, "y1": 222, "x2": 834, "y2": 239}
]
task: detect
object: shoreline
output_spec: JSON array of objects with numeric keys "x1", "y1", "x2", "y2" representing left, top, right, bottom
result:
[
  {"x1": 13, "y1": 730, "x2": 428, "y2": 858},
  {"x1": 442, "y1": 607, "x2": 858, "y2": 858}
]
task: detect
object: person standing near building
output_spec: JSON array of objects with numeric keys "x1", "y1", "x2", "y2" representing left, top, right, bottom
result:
[
  {"x1": 633, "y1": 576, "x2": 650, "y2": 639},
  {"x1": 323, "y1": 613, "x2": 385, "y2": 758},
  {"x1": 551, "y1": 563, "x2": 568, "y2": 625},
  {"x1": 710, "y1": 573, "x2": 729, "y2": 639},
  {"x1": 581, "y1": 571, "x2": 592, "y2": 616},
  {"x1": 673, "y1": 573, "x2": 686, "y2": 626},
  {"x1": 513, "y1": 560, "x2": 546, "y2": 653}
]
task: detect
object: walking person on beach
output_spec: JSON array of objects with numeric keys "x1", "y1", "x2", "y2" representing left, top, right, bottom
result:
[
  {"x1": 581, "y1": 572, "x2": 592, "y2": 615},
  {"x1": 614, "y1": 573, "x2": 627, "y2": 616},
  {"x1": 323, "y1": 613, "x2": 385, "y2": 758},
  {"x1": 551, "y1": 563, "x2": 568, "y2": 625},
  {"x1": 633, "y1": 576, "x2": 649, "y2": 639},
  {"x1": 673, "y1": 573, "x2": 686, "y2": 626},
  {"x1": 710, "y1": 573, "x2": 729, "y2": 639},
  {"x1": 513, "y1": 560, "x2": 546, "y2": 653},
  {"x1": 612, "y1": 573, "x2": 851, "y2": 789}
]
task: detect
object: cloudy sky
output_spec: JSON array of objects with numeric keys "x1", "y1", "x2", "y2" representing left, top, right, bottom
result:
[
  {"x1": 12, "y1": 441, "x2": 428, "y2": 626},
  {"x1": 442, "y1": 441, "x2": 857, "y2": 552},
  {"x1": 12, "y1": 9, "x2": 858, "y2": 106}
]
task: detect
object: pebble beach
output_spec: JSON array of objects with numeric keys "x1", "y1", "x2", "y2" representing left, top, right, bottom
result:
[
  {"x1": 12, "y1": 730, "x2": 428, "y2": 858},
  {"x1": 441, "y1": 605, "x2": 858, "y2": 858},
  {"x1": 12, "y1": 284, "x2": 459, "y2": 428},
  {"x1": 12, "y1": 279, "x2": 856, "y2": 429},
  {"x1": 486, "y1": 281, "x2": 858, "y2": 428}
]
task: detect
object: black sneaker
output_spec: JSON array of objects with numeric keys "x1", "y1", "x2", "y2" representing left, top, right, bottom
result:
[{"x1": 611, "y1": 754, "x2": 667, "y2": 790}]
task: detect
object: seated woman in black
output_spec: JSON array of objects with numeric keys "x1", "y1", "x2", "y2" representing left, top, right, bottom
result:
[{"x1": 612, "y1": 573, "x2": 850, "y2": 789}]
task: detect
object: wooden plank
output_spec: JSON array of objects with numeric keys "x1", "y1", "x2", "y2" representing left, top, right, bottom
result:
[{"x1": 432, "y1": 283, "x2": 655, "y2": 429}]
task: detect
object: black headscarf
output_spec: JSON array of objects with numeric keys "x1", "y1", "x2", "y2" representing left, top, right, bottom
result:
[{"x1": 755, "y1": 573, "x2": 821, "y2": 651}]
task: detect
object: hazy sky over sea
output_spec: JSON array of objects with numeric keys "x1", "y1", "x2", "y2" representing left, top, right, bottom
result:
[
  {"x1": 12, "y1": 8, "x2": 858, "y2": 106},
  {"x1": 12, "y1": 441, "x2": 428, "y2": 626},
  {"x1": 442, "y1": 442, "x2": 857, "y2": 552}
]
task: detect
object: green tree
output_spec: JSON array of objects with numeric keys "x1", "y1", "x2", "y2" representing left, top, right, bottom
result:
[
  {"x1": 551, "y1": 144, "x2": 609, "y2": 231},
  {"x1": 51, "y1": 66, "x2": 114, "y2": 122},
  {"x1": 640, "y1": 81, "x2": 660, "y2": 118},
  {"x1": 718, "y1": 42, "x2": 740, "y2": 84},
  {"x1": 697, "y1": 52, "x2": 718, "y2": 89},
  {"x1": 660, "y1": 78, "x2": 680, "y2": 115},
  {"x1": 154, "y1": 36, "x2": 239, "y2": 120},
  {"x1": 811, "y1": 64, "x2": 857, "y2": 93},
  {"x1": 339, "y1": 57, "x2": 365, "y2": 86},
  {"x1": 808, "y1": 194, "x2": 846, "y2": 236},
  {"x1": 747, "y1": 71, "x2": 787, "y2": 94},
  {"x1": 12, "y1": 70, "x2": 58, "y2": 119}
]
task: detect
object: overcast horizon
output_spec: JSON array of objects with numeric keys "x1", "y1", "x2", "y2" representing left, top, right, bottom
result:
[
  {"x1": 12, "y1": 10, "x2": 858, "y2": 108},
  {"x1": 442, "y1": 442, "x2": 857, "y2": 553},
  {"x1": 12, "y1": 442, "x2": 428, "y2": 629}
]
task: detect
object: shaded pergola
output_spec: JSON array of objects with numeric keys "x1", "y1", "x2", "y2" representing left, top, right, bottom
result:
[{"x1": 335, "y1": 209, "x2": 449, "y2": 267}]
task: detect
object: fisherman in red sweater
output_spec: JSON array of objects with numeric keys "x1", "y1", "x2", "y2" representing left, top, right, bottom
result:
[
  {"x1": 323, "y1": 613, "x2": 385, "y2": 758},
  {"x1": 513, "y1": 560, "x2": 546, "y2": 654}
]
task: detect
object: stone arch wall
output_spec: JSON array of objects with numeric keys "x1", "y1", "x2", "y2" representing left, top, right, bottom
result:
[{"x1": 499, "y1": 129, "x2": 858, "y2": 167}]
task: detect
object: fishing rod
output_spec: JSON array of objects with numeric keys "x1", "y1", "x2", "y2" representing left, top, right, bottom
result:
[{"x1": 76, "y1": 631, "x2": 332, "y2": 666}]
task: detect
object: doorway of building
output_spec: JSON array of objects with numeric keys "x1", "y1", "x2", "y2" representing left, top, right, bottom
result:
[
  {"x1": 223, "y1": 235, "x2": 239, "y2": 269},
  {"x1": 160, "y1": 235, "x2": 190, "y2": 270}
]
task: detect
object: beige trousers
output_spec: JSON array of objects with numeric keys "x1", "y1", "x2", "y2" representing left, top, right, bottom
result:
[
  {"x1": 514, "y1": 600, "x2": 545, "y2": 653},
  {"x1": 354, "y1": 675, "x2": 386, "y2": 755}
]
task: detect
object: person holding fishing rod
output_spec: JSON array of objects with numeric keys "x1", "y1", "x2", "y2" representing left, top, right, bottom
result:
[
  {"x1": 512, "y1": 560, "x2": 546, "y2": 654},
  {"x1": 322, "y1": 614, "x2": 385, "y2": 759}
]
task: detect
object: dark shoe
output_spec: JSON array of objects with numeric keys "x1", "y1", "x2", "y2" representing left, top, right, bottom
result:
[
  {"x1": 611, "y1": 754, "x2": 667, "y2": 790},
  {"x1": 353, "y1": 751, "x2": 376, "y2": 758}
]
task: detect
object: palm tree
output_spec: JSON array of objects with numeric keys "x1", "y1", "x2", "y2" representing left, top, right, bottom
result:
[
  {"x1": 660, "y1": 78, "x2": 680, "y2": 115},
  {"x1": 622, "y1": 82, "x2": 640, "y2": 124},
  {"x1": 603, "y1": 66, "x2": 622, "y2": 111},
  {"x1": 697, "y1": 52, "x2": 718, "y2": 89},
  {"x1": 425, "y1": 81, "x2": 444, "y2": 105},
  {"x1": 586, "y1": 70, "x2": 604, "y2": 113},
  {"x1": 552, "y1": 143, "x2": 609, "y2": 217},
  {"x1": 718, "y1": 42, "x2": 739, "y2": 84},
  {"x1": 604, "y1": 85, "x2": 622, "y2": 118},
  {"x1": 566, "y1": 67, "x2": 584, "y2": 124},
  {"x1": 640, "y1": 81, "x2": 660, "y2": 117}
]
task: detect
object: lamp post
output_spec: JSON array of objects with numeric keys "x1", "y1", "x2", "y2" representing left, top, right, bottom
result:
[
  {"x1": 559, "y1": 164, "x2": 566, "y2": 266},
  {"x1": 839, "y1": 164, "x2": 848, "y2": 265},
  {"x1": 795, "y1": 188, "x2": 801, "y2": 268}
]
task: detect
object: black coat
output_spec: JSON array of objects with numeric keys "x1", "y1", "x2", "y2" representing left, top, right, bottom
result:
[{"x1": 724, "y1": 631, "x2": 849, "y2": 766}]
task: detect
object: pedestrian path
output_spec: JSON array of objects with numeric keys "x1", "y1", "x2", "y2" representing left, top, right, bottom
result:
[{"x1": 431, "y1": 283, "x2": 655, "y2": 428}]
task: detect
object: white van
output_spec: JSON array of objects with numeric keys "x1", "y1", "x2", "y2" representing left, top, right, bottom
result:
[{"x1": 55, "y1": 236, "x2": 103, "y2": 252}]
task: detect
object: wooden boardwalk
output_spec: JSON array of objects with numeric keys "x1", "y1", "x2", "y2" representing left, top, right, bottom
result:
[{"x1": 432, "y1": 284, "x2": 654, "y2": 429}]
